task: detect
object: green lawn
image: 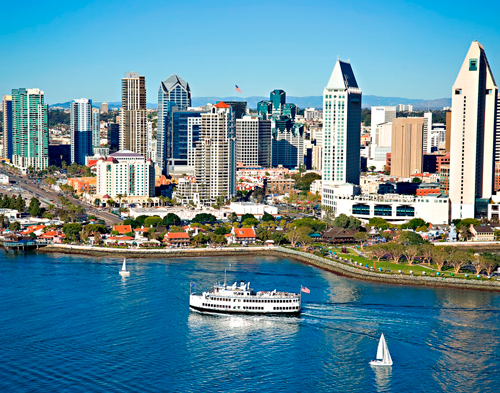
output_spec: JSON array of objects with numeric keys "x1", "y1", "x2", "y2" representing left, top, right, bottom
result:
[{"x1": 331, "y1": 252, "x2": 491, "y2": 280}]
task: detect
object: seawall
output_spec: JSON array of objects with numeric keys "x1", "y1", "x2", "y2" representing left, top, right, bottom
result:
[{"x1": 39, "y1": 244, "x2": 500, "y2": 292}]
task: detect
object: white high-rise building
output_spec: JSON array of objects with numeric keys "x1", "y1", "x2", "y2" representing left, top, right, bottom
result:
[
  {"x1": 236, "y1": 115, "x2": 271, "y2": 167},
  {"x1": 70, "y1": 98, "x2": 93, "y2": 165},
  {"x1": 119, "y1": 72, "x2": 148, "y2": 157},
  {"x1": 322, "y1": 59, "x2": 362, "y2": 214},
  {"x1": 95, "y1": 150, "x2": 154, "y2": 198},
  {"x1": 175, "y1": 102, "x2": 237, "y2": 205},
  {"x1": 370, "y1": 106, "x2": 396, "y2": 143},
  {"x1": 450, "y1": 41, "x2": 498, "y2": 220},
  {"x1": 422, "y1": 112, "x2": 433, "y2": 153},
  {"x1": 322, "y1": 59, "x2": 362, "y2": 186}
]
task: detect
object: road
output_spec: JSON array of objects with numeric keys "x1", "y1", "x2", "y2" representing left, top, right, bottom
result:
[{"x1": 0, "y1": 168, "x2": 122, "y2": 226}]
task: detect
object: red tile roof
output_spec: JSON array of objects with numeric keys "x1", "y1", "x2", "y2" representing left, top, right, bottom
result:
[
  {"x1": 165, "y1": 232, "x2": 190, "y2": 239},
  {"x1": 234, "y1": 228, "x2": 256, "y2": 238},
  {"x1": 108, "y1": 236, "x2": 134, "y2": 240},
  {"x1": 215, "y1": 101, "x2": 230, "y2": 108},
  {"x1": 113, "y1": 225, "x2": 132, "y2": 234}
]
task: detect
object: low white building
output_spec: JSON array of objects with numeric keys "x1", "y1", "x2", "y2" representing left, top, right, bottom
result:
[
  {"x1": 95, "y1": 150, "x2": 154, "y2": 198},
  {"x1": 322, "y1": 191, "x2": 449, "y2": 225},
  {"x1": 0, "y1": 174, "x2": 9, "y2": 185},
  {"x1": 228, "y1": 202, "x2": 277, "y2": 217},
  {"x1": 310, "y1": 179, "x2": 322, "y2": 195}
]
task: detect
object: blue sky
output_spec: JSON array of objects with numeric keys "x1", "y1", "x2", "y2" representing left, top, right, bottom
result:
[{"x1": 1, "y1": 0, "x2": 499, "y2": 104}]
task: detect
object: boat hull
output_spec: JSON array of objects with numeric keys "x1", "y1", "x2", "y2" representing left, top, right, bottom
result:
[
  {"x1": 369, "y1": 360, "x2": 393, "y2": 366},
  {"x1": 190, "y1": 305, "x2": 301, "y2": 317},
  {"x1": 119, "y1": 271, "x2": 130, "y2": 276}
]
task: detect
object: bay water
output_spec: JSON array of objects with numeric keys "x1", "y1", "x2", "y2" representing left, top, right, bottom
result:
[{"x1": 1, "y1": 251, "x2": 499, "y2": 392}]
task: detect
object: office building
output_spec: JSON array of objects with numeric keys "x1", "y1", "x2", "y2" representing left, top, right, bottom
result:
[
  {"x1": 95, "y1": 150, "x2": 154, "y2": 198},
  {"x1": 157, "y1": 74, "x2": 191, "y2": 174},
  {"x1": 2, "y1": 95, "x2": 13, "y2": 160},
  {"x1": 390, "y1": 117, "x2": 424, "y2": 178},
  {"x1": 449, "y1": 41, "x2": 498, "y2": 219},
  {"x1": 422, "y1": 112, "x2": 432, "y2": 153},
  {"x1": 225, "y1": 101, "x2": 247, "y2": 119},
  {"x1": 107, "y1": 123, "x2": 120, "y2": 153},
  {"x1": 370, "y1": 106, "x2": 396, "y2": 143},
  {"x1": 322, "y1": 59, "x2": 362, "y2": 187},
  {"x1": 92, "y1": 108, "x2": 100, "y2": 152},
  {"x1": 119, "y1": 72, "x2": 148, "y2": 157},
  {"x1": 11, "y1": 88, "x2": 48, "y2": 171},
  {"x1": 236, "y1": 115, "x2": 271, "y2": 167},
  {"x1": 397, "y1": 104, "x2": 413, "y2": 112},
  {"x1": 257, "y1": 90, "x2": 303, "y2": 168},
  {"x1": 70, "y1": 99, "x2": 93, "y2": 165},
  {"x1": 166, "y1": 109, "x2": 202, "y2": 175},
  {"x1": 48, "y1": 143, "x2": 71, "y2": 167},
  {"x1": 100, "y1": 102, "x2": 108, "y2": 114}
]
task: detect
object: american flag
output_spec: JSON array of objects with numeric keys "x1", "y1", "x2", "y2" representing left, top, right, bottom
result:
[
  {"x1": 235, "y1": 85, "x2": 242, "y2": 93},
  {"x1": 301, "y1": 286, "x2": 310, "y2": 294}
]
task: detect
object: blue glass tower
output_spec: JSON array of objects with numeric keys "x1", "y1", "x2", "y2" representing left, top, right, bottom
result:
[
  {"x1": 70, "y1": 98, "x2": 93, "y2": 165},
  {"x1": 157, "y1": 75, "x2": 191, "y2": 174}
]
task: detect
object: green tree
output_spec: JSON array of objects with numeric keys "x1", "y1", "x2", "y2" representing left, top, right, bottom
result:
[
  {"x1": 240, "y1": 213, "x2": 256, "y2": 222},
  {"x1": 228, "y1": 212, "x2": 238, "y2": 223},
  {"x1": 191, "y1": 213, "x2": 217, "y2": 224},
  {"x1": 397, "y1": 231, "x2": 425, "y2": 245},
  {"x1": 144, "y1": 216, "x2": 163, "y2": 228},
  {"x1": 28, "y1": 197, "x2": 42, "y2": 217},
  {"x1": 404, "y1": 218, "x2": 427, "y2": 230},
  {"x1": 163, "y1": 213, "x2": 181, "y2": 228},
  {"x1": 292, "y1": 217, "x2": 326, "y2": 232},
  {"x1": 15, "y1": 195, "x2": 26, "y2": 212},
  {"x1": 8, "y1": 221, "x2": 21, "y2": 231},
  {"x1": 242, "y1": 217, "x2": 260, "y2": 227},
  {"x1": 368, "y1": 217, "x2": 390, "y2": 230},
  {"x1": 62, "y1": 223, "x2": 83, "y2": 241},
  {"x1": 262, "y1": 213, "x2": 274, "y2": 222},
  {"x1": 270, "y1": 231, "x2": 286, "y2": 245},
  {"x1": 412, "y1": 177, "x2": 422, "y2": 184},
  {"x1": 293, "y1": 172, "x2": 321, "y2": 191}
]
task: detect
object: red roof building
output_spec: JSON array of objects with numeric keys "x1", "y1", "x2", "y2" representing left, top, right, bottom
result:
[
  {"x1": 164, "y1": 232, "x2": 190, "y2": 247},
  {"x1": 113, "y1": 225, "x2": 132, "y2": 235}
]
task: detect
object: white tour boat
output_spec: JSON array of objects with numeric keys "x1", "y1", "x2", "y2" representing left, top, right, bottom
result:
[
  {"x1": 369, "y1": 333, "x2": 393, "y2": 366},
  {"x1": 189, "y1": 279, "x2": 301, "y2": 316}
]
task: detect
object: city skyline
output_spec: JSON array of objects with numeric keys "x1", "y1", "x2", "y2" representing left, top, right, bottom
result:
[{"x1": 2, "y1": 1, "x2": 500, "y2": 103}]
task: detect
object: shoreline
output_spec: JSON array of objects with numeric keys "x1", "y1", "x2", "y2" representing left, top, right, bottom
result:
[{"x1": 37, "y1": 244, "x2": 500, "y2": 292}]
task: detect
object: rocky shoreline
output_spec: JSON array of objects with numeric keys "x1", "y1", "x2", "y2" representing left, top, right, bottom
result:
[{"x1": 39, "y1": 244, "x2": 500, "y2": 292}]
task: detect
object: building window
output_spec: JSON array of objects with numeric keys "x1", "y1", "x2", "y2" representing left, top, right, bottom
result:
[
  {"x1": 469, "y1": 58, "x2": 478, "y2": 71},
  {"x1": 374, "y1": 205, "x2": 392, "y2": 216}
]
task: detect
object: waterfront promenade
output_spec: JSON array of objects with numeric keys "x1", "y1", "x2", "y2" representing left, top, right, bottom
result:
[{"x1": 40, "y1": 244, "x2": 500, "y2": 292}]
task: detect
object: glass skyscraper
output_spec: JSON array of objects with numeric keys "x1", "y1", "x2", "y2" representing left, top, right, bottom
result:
[
  {"x1": 157, "y1": 74, "x2": 191, "y2": 174},
  {"x1": 70, "y1": 98, "x2": 94, "y2": 165},
  {"x1": 11, "y1": 88, "x2": 48, "y2": 172}
]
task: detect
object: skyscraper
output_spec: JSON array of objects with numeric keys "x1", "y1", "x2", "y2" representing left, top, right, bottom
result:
[
  {"x1": 70, "y1": 99, "x2": 93, "y2": 165},
  {"x1": 257, "y1": 90, "x2": 303, "y2": 169},
  {"x1": 322, "y1": 59, "x2": 362, "y2": 187},
  {"x1": 449, "y1": 41, "x2": 498, "y2": 219},
  {"x1": 157, "y1": 74, "x2": 191, "y2": 174},
  {"x1": 2, "y1": 95, "x2": 13, "y2": 160},
  {"x1": 194, "y1": 102, "x2": 236, "y2": 204},
  {"x1": 236, "y1": 115, "x2": 271, "y2": 167},
  {"x1": 11, "y1": 88, "x2": 48, "y2": 172},
  {"x1": 100, "y1": 102, "x2": 108, "y2": 114},
  {"x1": 119, "y1": 72, "x2": 147, "y2": 157},
  {"x1": 390, "y1": 117, "x2": 424, "y2": 178},
  {"x1": 92, "y1": 108, "x2": 100, "y2": 153}
]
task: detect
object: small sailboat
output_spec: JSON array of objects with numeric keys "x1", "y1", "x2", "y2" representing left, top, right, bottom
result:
[
  {"x1": 369, "y1": 333, "x2": 393, "y2": 366},
  {"x1": 119, "y1": 258, "x2": 130, "y2": 276}
]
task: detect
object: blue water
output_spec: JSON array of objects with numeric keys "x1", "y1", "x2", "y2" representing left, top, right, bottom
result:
[{"x1": 1, "y1": 251, "x2": 499, "y2": 392}]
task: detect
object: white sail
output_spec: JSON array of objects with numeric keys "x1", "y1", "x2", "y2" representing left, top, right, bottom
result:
[
  {"x1": 121, "y1": 258, "x2": 127, "y2": 271},
  {"x1": 370, "y1": 333, "x2": 393, "y2": 366},
  {"x1": 376, "y1": 334, "x2": 385, "y2": 360},
  {"x1": 382, "y1": 336, "x2": 392, "y2": 364}
]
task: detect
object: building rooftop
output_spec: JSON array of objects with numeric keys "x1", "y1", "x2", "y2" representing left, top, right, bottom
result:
[{"x1": 109, "y1": 149, "x2": 144, "y2": 159}]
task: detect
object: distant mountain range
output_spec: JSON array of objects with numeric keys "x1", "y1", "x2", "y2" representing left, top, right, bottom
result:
[{"x1": 50, "y1": 95, "x2": 451, "y2": 111}]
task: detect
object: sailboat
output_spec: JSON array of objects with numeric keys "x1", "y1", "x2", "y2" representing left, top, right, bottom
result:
[
  {"x1": 369, "y1": 333, "x2": 393, "y2": 366},
  {"x1": 119, "y1": 258, "x2": 130, "y2": 276}
]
